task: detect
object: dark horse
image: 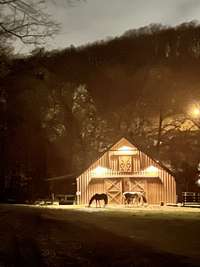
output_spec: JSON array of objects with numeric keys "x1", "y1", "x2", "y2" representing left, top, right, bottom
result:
[
  {"x1": 88, "y1": 193, "x2": 108, "y2": 207},
  {"x1": 123, "y1": 191, "x2": 147, "y2": 206}
]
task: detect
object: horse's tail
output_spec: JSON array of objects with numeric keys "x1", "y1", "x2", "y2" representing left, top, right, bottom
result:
[
  {"x1": 104, "y1": 194, "x2": 108, "y2": 205},
  {"x1": 89, "y1": 195, "x2": 96, "y2": 206}
]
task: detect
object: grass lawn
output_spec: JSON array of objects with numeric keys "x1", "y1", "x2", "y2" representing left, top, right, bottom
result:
[
  {"x1": 0, "y1": 204, "x2": 199, "y2": 266},
  {"x1": 72, "y1": 206, "x2": 200, "y2": 258}
]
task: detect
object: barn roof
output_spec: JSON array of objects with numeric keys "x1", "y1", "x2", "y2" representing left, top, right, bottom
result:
[
  {"x1": 77, "y1": 136, "x2": 175, "y2": 179},
  {"x1": 122, "y1": 136, "x2": 175, "y2": 176}
]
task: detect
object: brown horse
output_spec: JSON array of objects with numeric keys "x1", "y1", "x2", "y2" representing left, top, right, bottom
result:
[{"x1": 88, "y1": 193, "x2": 108, "y2": 207}]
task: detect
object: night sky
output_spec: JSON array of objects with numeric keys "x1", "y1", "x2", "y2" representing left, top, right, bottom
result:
[{"x1": 17, "y1": 0, "x2": 200, "y2": 53}]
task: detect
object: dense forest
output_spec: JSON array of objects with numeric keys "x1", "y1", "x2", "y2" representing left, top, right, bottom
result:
[{"x1": 1, "y1": 22, "x2": 200, "y2": 201}]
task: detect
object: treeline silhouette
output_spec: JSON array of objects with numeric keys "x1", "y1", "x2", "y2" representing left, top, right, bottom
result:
[{"x1": 1, "y1": 22, "x2": 200, "y2": 201}]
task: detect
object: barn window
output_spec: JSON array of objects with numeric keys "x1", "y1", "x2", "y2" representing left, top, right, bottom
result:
[{"x1": 118, "y1": 155, "x2": 132, "y2": 172}]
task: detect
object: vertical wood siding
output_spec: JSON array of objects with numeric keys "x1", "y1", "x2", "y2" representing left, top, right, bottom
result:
[{"x1": 77, "y1": 138, "x2": 176, "y2": 205}]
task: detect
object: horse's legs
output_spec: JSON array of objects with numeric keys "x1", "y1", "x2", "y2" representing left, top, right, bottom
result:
[
  {"x1": 138, "y1": 196, "x2": 141, "y2": 206},
  {"x1": 137, "y1": 196, "x2": 140, "y2": 206},
  {"x1": 124, "y1": 197, "x2": 127, "y2": 206},
  {"x1": 128, "y1": 197, "x2": 132, "y2": 207},
  {"x1": 140, "y1": 195, "x2": 143, "y2": 206},
  {"x1": 135, "y1": 196, "x2": 138, "y2": 206},
  {"x1": 130, "y1": 197, "x2": 134, "y2": 206},
  {"x1": 134, "y1": 195, "x2": 139, "y2": 206},
  {"x1": 138, "y1": 195, "x2": 142, "y2": 206},
  {"x1": 125, "y1": 198, "x2": 129, "y2": 207},
  {"x1": 132, "y1": 196, "x2": 136, "y2": 206},
  {"x1": 123, "y1": 196, "x2": 127, "y2": 206},
  {"x1": 132, "y1": 198, "x2": 134, "y2": 206},
  {"x1": 126, "y1": 198, "x2": 129, "y2": 206}
]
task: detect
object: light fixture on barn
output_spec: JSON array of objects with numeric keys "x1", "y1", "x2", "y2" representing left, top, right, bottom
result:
[
  {"x1": 92, "y1": 166, "x2": 108, "y2": 177},
  {"x1": 113, "y1": 145, "x2": 138, "y2": 155},
  {"x1": 144, "y1": 165, "x2": 159, "y2": 175},
  {"x1": 118, "y1": 145, "x2": 132, "y2": 151}
]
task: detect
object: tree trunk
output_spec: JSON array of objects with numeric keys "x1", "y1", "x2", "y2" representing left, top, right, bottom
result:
[{"x1": 156, "y1": 107, "x2": 163, "y2": 158}]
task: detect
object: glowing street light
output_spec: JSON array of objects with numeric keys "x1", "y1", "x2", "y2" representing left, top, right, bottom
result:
[
  {"x1": 196, "y1": 179, "x2": 200, "y2": 187},
  {"x1": 187, "y1": 104, "x2": 200, "y2": 128},
  {"x1": 188, "y1": 104, "x2": 200, "y2": 118},
  {"x1": 191, "y1": 107, "x2": 200, "y2": 118}
]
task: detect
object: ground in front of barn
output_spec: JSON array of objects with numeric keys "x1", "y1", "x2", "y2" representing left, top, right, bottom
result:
[{"x1": 0, "y1": 204, "x2": 200, "y2": 267}]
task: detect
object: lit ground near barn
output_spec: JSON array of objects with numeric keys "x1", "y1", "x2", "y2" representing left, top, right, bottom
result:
[{"x1": 0, "y1": 204, "x2": 200, "y2": 267}]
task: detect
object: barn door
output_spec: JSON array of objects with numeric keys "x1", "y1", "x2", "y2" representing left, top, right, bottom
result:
[
  {"x1": 129, "y1": 178, "x2": 147, "y2": 193},
  {"x1": 104, "y1": 178, "x2": 122, "y2": 204}
]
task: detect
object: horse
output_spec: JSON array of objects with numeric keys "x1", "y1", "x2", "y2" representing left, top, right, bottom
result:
[
  {"x1": 88, "y1": 193, "x2": 108, "y2": 208},
  {"x1": 123, "y1": 191, "x2": 147, "y2": 206}
]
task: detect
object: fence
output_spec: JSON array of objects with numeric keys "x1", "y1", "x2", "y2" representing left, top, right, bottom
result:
[{"x1": 182, "y1": 192, "x2": 200, "y2": 206}]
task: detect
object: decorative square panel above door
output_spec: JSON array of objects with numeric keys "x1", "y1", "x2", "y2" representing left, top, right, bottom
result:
[{"x1": 118, "y1": 155, "x2": 132, "y2": 172}]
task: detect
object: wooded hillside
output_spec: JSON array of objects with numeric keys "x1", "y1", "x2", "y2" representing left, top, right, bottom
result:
[{"x1": 1, "y1": 22, "x2": 200, "y2": 200}]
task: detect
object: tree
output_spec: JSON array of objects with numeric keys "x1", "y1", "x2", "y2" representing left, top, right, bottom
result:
[
  {"x1": 0, "y1": 0, "x2": 59, "y2": 45},
  {"x1": 72, "y1": 84, "x2": 114, "y2": 169},
  {"x1": 72, "y1": 84, "x2": 97, "y2": 163},
  {"x1": 0, "y1": 44, "x2": 12, "y2": 198},
  {"x1": 0, "y1": 0, "x2": 83, "y2": 46}
]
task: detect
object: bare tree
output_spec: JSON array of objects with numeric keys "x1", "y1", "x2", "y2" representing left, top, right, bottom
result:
[{"x1": 0, "y1": 0, "x2": 59, "y2": 45}]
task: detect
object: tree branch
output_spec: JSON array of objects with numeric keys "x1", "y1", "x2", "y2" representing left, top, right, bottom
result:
[
  {"x1": 0, "y1": 0, "x2": 59, "y2": 45},
  {"x1": 0, "y1": 0, "x2": 17, "y2": 4}
]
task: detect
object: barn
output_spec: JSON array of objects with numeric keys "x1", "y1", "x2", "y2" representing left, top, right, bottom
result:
[{"x1": 76, "y1": 137, "x2": 176, "y2": 205}]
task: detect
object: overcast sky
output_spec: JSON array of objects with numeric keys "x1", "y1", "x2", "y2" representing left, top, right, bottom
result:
[{"x1": 17, "y1": 0, "x2": 200, "y2": 53}]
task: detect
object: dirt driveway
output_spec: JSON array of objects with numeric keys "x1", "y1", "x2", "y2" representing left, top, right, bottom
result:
[{"x1": 0, "y1": 204, "x2": 199, "y2": 267}]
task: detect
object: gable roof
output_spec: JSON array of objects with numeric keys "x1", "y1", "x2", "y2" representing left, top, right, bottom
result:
[
  {"x1": 124, "y1": 136, "x2": 174, "y2": 176},
  {"x1": 77, "y1": 136, "x2": 175, "y2": 178}
]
